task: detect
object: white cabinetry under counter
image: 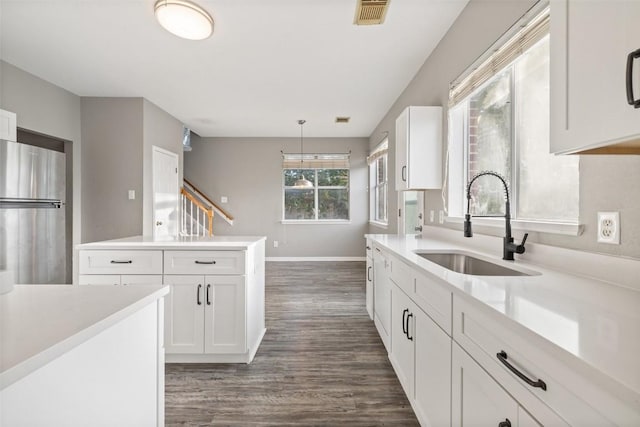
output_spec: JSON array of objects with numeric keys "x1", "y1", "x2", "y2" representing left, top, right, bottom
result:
[{"x1": 77, "y1": 235, "x2": 266, "y2": 364}]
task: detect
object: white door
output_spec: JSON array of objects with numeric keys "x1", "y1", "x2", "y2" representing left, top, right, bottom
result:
[
  {"x1": 152, "y1": 146, "x2": 179, "y2": 238},
  {"x1": 398, "y1": 191, "x2": 424, "y2": 235},
  {"x1": 204, "y1": 275, "x2": 246, "y2": 354},
  {"x1": 164, "y1": 275, "x2": 205, "y2": 354}
]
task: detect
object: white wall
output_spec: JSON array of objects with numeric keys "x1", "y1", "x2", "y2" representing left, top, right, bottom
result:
[
  {"x1": 184, "y1": 136, "x2": 369, "y2": 258},
  {"x1": 367, "y1": 0, "x2": 640, "y2": 260}
]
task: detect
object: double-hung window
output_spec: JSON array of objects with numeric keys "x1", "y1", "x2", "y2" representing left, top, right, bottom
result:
[
  {"x1": 368, "y1": 139, "x2": 388, "y2": 226},
  {"x1": 447, "y1": 6, "x2": 580, "y2": 233},
  {"x1": 282, "y1": 154, "x2": 350, "y2": 222}
]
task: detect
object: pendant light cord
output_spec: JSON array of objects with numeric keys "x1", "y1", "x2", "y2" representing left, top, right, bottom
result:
[{"x1": 298, "y1": 119, "x2": 306, "y2": 169}]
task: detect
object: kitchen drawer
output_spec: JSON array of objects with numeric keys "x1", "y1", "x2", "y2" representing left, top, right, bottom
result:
[
  {"x1": 79, "y1": 274, "x2": 121, "y2": 286},
  {"x1": 164, "y1": 250, "x2": 245, "y2": 275},
  {"x1": 389, "y1": 255, "x2": 414, "y2": 297},
  {"x1": 413, "y1": 271, "x2": 452, "y2": 335},
  {"x1": 79, "y1": 250, "x2": 163, "y2": 275},
  {"x1": 120, "y1": 275, "x2": 163, "y2": 286},
  {"x1": 453, "y1": 295, "x2": 638, "y2": 426}
]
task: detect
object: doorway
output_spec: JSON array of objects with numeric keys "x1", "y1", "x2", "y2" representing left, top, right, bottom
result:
[
  {"x1": 152, "y1": 146, "x2": 179, "y2": 238},
  {"x1": 398, "y1": 191, "x2": 424, "y2": 235}
]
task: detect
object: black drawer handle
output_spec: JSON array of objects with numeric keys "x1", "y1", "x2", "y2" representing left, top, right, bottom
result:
[
  {"x1": 496, "y1": 351, "x2": 547, "y2": 391},
  {"x1": 110, "y1": 260, "x2": 132, "y2": 264},
  {"x1": 206, "y1": 284, "x2": 212, "y2": 305},
  {"x1": 498, "y1": 419, "x2": 511, "y2": 427},
  {"x1": 367, "y1": 266, "x2": 373, "y2": 282},
  {"x1": 626, "y1": 48, "x2": 640, "y2": 108},
  {"x1": 401, "y1": 165, "x2": 407, "y2": 182},
  {"x1": 366, "y1": 246, "x2": 371, "y2": 250},
  {"x1": 406, "y1": 313, "x2": 413, "y2": 341},
  {"x1": 197, "y1": 284, "x2": 202, "y2": 305},
  {"x1": 195, "y1": 260, "x2": 217, "y2": 265},
  {"x1": 402, "y1": 309, "x2": 409, "y2": 335}
]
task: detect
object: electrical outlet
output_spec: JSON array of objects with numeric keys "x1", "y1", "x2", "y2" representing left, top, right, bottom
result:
[
  {"x1": 597, "y1": 212, "x2": 620, "y2": 244},
  {"x1": 273, "y1": 240, "x2": 279, "y2": 248},
  {"x1": 429, "y1": 210, "x2": 435, "y2": 223},
  {"x1": 438, "y1": 210, "x2": 444, "y2": 224}
]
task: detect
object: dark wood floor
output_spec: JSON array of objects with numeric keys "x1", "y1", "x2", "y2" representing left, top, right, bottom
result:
[{"x1": 165, "y1": 262, "x2": 419, "y2": 426}]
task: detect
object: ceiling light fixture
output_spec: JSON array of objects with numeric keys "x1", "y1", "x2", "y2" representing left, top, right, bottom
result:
[
  {"x1": 154, "y1": 0, "x2": 213, "y2": 41},
  {"x1": 293, "y1": 120, "x2": 314, "y2": 189}
]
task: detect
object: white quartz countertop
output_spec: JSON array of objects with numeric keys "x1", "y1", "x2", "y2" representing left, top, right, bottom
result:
[
  {"x1": 76, "y1": 235, "x2": 266, "y2": 250},
  {"x1": 0, "y1": 284, "x2": 169, "y2": 390},
  {"x1": 366, "y1": 233, "x2": 640, "y2": 404}
]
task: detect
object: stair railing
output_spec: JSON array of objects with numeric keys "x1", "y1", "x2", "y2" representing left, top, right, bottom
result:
[
  {"x1": 180, "y1": 188, "x2": 213, "y2": 236},
  {"x1": 183, "y1": 178, "x2": 234, "y2": 225}
]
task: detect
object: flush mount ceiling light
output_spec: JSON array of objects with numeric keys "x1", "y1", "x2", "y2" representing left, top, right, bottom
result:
[
  {"x1": 293, "y1": 120, "x2": 314, "y2": 189},
  {"x1": 154, "y1": 0, "x2": 213, "y2": 41}
]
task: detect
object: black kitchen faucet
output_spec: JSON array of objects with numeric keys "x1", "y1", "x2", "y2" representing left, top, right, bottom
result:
[{"x1": 463, "y1": 171, "x2": 528, "y2": 261}]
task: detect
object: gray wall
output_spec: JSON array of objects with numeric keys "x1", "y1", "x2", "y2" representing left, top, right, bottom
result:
[
  {"x1": 81, "y1": 98, "x2": 144, "y2": 243},
  {"x1": 185, "y1": 136, "x2": 369, "y2": 258},
  {"x1": 142, "y1": 99, "x2": 184, "y2": 236},
  {"x1": 368, "y1": 0, "x2": 640, "y2": 260},
  {"x1": 0, "y1": 60, "x2": 82, "y2": 283}
]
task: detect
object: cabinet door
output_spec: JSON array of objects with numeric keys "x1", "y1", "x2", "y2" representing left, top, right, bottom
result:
[
  {"x1": 414, "y1": 308, "x2": 451, "y2": 427},
  {"x1": 164, "y1": 275, "x2": 205, "y2": 354},
  {"x1": 550, "y1": 0, "x2": 640, "y2": 153},
  {"x1": 452, "y1": 342, "x2": 518, "y2": 427},
  {"x1": 390, "y1": 284, "x2": 415, "y2": 400},
  {"x1": 395, "y1": 108, "x2": 409, "y2": 191},
  {"x1": 203, "y1": 275, "x2": 246, "y2": 354},
  {"x1": 78, "y1": 274, "x2": 120, "y2": 286},
  {"x1": 366, "y1": 254, "x2": 373, "y2": 320},
  {"x1": 373, "y1": 248, "x2": 391, "y2": 351}
]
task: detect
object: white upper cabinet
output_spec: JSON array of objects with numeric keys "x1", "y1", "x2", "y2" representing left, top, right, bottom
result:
[
  {"x1": 550, "y1": 0, "x2": 640, "y2": 154},
  {"x1": 0, "y1": 109, "x2": 17, "y2": 141},
  {"x1": 395, "y1": 106, "x2": 443, "y2": 190}
]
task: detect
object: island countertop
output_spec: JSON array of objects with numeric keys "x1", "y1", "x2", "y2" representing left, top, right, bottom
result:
[
  {"x1": 0, "y1": 284, "x2": 169, "y2": 389},
  {"x1": 76, "y1": 235, "x2": 266, "y2": 251}
]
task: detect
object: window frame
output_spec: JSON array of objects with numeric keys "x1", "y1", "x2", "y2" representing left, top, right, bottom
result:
[
  {"x1": 282, "y1": 167, "x2": 351, "y2": 224},
  {"x1": 445, "y1": 9, "x2": 583, "y2": 236},
  {"x1": 368, "y1": 139, "x2": 389, "y2": 227}
]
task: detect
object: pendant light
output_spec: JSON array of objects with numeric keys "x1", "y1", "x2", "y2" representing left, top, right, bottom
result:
[
  {"x1": 293, "y1": 120, "x2": 314, "y2": 189},
  {"x1": 154, "y1": 0, "x2": 214, "y2": 41}
]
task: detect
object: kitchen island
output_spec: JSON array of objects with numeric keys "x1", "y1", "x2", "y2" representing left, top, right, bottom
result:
[
  {"x1": 0, "y1": 284, "x2": 168, "y2": 427},
  {"x1": 77, "y1": 235, "x2": 266, "y2": 363}
]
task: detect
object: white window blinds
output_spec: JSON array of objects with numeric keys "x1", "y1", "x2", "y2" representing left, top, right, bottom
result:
[
  {"x1": 282, "y1": 153, "x2": 350, "y2": 169},
  {"x1": 449, "y1": 6, "x2": 549, "y2": 107}
]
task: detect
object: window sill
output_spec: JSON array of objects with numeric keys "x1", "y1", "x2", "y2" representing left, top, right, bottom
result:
[
  {"x1": 369, "y1": 220, "x2": 389, "y2": 229},
  {"x1": 445, "y1": 216, "x2": 584, "y2": 236},
  {"x1": 281, "y1": 220, "x2": 351, "y2": 225}
]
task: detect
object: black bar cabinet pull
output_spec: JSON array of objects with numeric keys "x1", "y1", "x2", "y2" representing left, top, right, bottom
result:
[
  {"x1": 367, "y1": 266, "x2": 372, "y2": 282},
  {"x1": 406, "y1": 313, "x2": 413, "y2": 341},
  {"x1": 626, "y1": 48, "x2": 640, "y2": 108},
  {"x1": 402, "y1": 309, "x2": 409, "y2": 335},
  {"x1": 206, "y1": 284, "x2": 212, "y2": 305},
  {"x1": 110, "y1": 260, "x2": 132, "y2": 264},
  {"x1": 195, "y1": 260, "x2": 216, "y2": 265},
  {"x1": 197, "y1": 284, "x2": 202, "y2": 305},
  {"x1": 401, "y1": 165, "x2": 407, "y2": 182},
  {"x1": 366, "y1": 246, "x2": 371, "y2": 250},
  {"x1": 496, "y1": 351, "x2": 547, "y2": 391},
  {"x1": 498, "y1": 419, "x2": 511, "y2": 427}
]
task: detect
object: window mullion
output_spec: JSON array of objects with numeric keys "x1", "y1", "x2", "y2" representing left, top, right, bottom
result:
[
  {"x1": 510, "y1": 64, "x2": 519, "y2": 220},
  {"x1": 314, "y1": 170, "x2": 319, "y2": 220}
]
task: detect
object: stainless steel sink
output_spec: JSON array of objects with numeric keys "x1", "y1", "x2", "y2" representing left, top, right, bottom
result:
[{"x1": 414, "y1": 251, "x2": 537, "y2": 277}]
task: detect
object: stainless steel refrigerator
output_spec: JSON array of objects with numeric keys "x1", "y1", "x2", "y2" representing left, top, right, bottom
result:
[{"x1": 0, "y1": 139, "x2": 66, "y2": 284}]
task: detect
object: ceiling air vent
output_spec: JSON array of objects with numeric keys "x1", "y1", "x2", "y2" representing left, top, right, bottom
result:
[
  {"x1": 336, "y1": 116, "x2": 351, "y2": 123},
  {"x1": 354, "y1": 0, "x2": 390, "y2": 25}
]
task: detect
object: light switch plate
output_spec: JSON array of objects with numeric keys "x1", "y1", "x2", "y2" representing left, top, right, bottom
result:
[
  {"x1": 221, "y1": 196, "x2": 228, "y2": 203},
  {"x1": 128, "y1": 190, "x2": 135, "y2": 200}
]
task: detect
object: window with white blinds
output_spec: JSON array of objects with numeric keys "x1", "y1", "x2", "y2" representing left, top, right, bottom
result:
[
  {"x1": 282, "y1": 153, "x2": 350, "y2": 169},
  {"x1": 449, "y1": 7, "x2": 550, "y2": 107}
]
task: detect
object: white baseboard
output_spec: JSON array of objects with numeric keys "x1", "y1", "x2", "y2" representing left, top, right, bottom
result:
[{"x1": 266, "y1": 257, "x2": 366, "y2": 262}]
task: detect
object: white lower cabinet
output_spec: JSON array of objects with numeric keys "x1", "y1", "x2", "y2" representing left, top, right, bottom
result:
[
  {"x1": 164, "y1": 275, "x2": 245, "y2": 355},
  {"x1": 414, "y1": 307, "x2": 451, "y2": 427},
  {"x1": 390, "y1": 285, "x2": 415, "y2": 398},
  {"x1": 366, "y1": 241, "x2": 374, "y2": 320},
  {"x1": 373, "y1": 246, "x2": 392, "y2": 351}
]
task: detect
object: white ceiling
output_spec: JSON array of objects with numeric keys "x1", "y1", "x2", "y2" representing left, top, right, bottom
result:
[{"x1": 0, "y1": 0, "x2": 468, "y2": 138}]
